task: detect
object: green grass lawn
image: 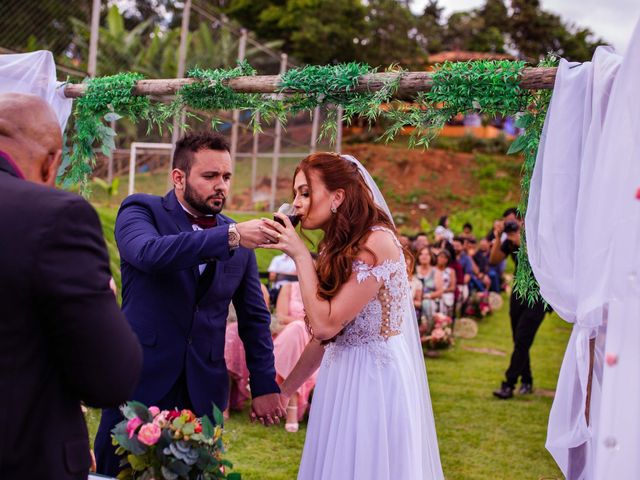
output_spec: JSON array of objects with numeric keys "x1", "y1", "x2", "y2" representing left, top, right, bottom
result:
[
  {"x1": 91, "y1": 206, "x2": 568, "y2": 480},
  {"x1": 216, "y1": 307, "x2": 569, "y2": 480}
]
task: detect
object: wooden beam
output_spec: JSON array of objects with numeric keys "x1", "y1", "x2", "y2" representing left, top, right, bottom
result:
[{"x1": 62, "y1": 67, "x2": 558, "y2": 99}]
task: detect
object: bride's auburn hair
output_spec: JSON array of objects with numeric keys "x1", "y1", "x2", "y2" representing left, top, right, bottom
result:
[{"x1": 295, "y1": 152, "x2": 396, "y2": 301}]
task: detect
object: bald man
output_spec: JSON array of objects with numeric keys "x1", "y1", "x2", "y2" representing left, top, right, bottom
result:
[{"x1": 0, "y1": 93, "x2": 142, "y2": 479}]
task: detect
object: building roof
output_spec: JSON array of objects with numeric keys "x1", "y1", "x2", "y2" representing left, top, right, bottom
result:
[{"x1": 428, "y1": 50, "x2": 515, "y2": 64}]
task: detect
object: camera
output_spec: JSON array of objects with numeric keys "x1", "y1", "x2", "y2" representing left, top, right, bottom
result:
[{"x1": 504, "y1": 221, "x2": 520, "y2": 233}]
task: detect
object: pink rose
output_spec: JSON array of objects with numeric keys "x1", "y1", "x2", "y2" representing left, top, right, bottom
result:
[
  {"x1": 431, "y1": 327, "x2": 445, "y2": 340},
  {"x1": 149, "y1": 406, "x2": 160, "y2": 417},
  {"x1": 153, "y1": 410, "x2": 169, "y2": 427},
  {"x1": 126, "y1": 417, "x2": 143, "y2": 439},
  {"x1": 138, "y1": 423, "x2": 162, "y2": 446}
]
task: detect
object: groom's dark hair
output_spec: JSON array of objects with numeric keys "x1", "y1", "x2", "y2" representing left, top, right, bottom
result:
[{"x1": 173, "y1": 132, "x2": 230, "y2": 175}]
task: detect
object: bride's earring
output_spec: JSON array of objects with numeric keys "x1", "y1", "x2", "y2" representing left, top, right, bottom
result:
[{"x1": 330, "y1": 206, "x2": 337, "y2": 214}]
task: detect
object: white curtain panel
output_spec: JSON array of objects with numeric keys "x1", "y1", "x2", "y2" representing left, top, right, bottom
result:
[
  {"x1": 0, "y1": 50, "x2": 73, "y2": 132},
  {"x1": 527, "y1": 16, "x2": 640, "y2": 480}
]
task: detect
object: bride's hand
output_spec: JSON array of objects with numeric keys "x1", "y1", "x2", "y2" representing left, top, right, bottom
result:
[
  {"x1": 278, "y1": 392, "x2": 290, "y2": 411},
  {"x1": 258, "y1": 213, "x2": 307, "y2": 259}
]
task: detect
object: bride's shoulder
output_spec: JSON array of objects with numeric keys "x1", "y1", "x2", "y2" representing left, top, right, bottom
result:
[{"x1": 357, "y1": 226, "x2": 401, "y2": 266}]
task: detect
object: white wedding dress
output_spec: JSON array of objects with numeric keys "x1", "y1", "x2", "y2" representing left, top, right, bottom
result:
[{"x1": 297, "y1": 226, "x2": 443, "y2": 480}]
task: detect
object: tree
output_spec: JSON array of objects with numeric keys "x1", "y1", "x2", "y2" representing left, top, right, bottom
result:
[
  {"x1": 225, "y1": 0, "x2": 367, "y2": 64},
  {"x1": 359, "y1": 0, "x2": 428, "y2": 68},
  {"x1": 417, "y1": 0, "x2": 446, "y2": 54},
  {"x1": 510, "y1": 0, "x2": 601, "y2": 61},
  {"x1": 1, "y1": 0, "x2": 90, "y2": 55}
]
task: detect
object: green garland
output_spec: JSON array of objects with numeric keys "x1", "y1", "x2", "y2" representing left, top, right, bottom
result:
[
  {"x1": 509, "y1": 55, "x2": 558, "y2": 305},
  {"x1": 64, "y1": 72, "x2": 152, "y2": 189},
  {"x1": 64, "y1": 59, "x2": 558, "y2": 303}
]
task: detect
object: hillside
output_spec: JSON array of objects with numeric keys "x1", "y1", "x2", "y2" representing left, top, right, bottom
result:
[
  {"x1": 92, "y1": 141, "x2": 522, "y2": 238},
  {"x1": 340, "y1": 143, "x2": 522, "y2": 234}
]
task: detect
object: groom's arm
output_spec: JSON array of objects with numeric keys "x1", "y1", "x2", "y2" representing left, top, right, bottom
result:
[
  {"x1": 233, "y1": 251, "x2": 280, "y2": 398},
  {"x1": 115, "y1": 201, "x2": 233, "y2": 274}
]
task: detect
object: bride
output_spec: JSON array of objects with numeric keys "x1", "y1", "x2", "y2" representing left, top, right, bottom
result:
[{"x1": 259, "y1": 152, "x2": 443, "y2": 479}]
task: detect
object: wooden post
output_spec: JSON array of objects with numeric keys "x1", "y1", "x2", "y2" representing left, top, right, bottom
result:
[
  {"x1": 228, "y1": 28, "x2": 248, "y2": 205},
  {"x1": 168, "y1": 0, "x2": 192, "y2": 189},
  {"x1": 585, "y1": 337, "x2": 596, "y2": 425},
  {"x1": 87, "y1": 0, "x2": 101, "y2": 78},
  {"x1": 251, "y1": 111, "x2": 260, "y2": 206},
  {"x1": 269, "y1": 53, "x2": 288, "y2": 213},
  {"x1": 310, "y1": 106, "x2": 320, "y2": 153}
]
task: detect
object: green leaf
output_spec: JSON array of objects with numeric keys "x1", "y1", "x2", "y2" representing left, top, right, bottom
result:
[
  {"x1": 127, "y1": 453, "x2": 147, "y2": 471},
  {"x1": 201, "y1": 414, "x2": 215, "y2": 438},
  {"x1": 182, "y1": 422, "x2": 195, "y2": 435},
  {"x1": 104, "y1": 112, "x2": 123, "y2": 122},
  {"x1": 507, "y1": 134, "x2": 529, "y2": 155},
  {"x1": 515, "y1": 113, "x2": 533, "y2": 129},
  {"x1": 129, "y1": 401, "x2": 153, "y2": 423},
  {"x1": 212, "y1": 403, "x2": 224, "y2": 426}
]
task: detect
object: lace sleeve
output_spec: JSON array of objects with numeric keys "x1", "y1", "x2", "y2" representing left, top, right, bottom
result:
[{"x1": 353, "y1": 259, "x2": 398, "y2": 284}]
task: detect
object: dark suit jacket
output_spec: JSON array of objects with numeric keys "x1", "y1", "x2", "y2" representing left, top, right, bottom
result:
[
  {"x1": 115, "y1": 190, "x2": 278, "y2": 416},
  {"x1": 0, "y1": 155, "x2": 142, "y2": 479}
]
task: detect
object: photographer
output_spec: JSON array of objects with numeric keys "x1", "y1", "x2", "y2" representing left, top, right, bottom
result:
[{"x1": 490, "y1": 208, "x2": 547, "y2": 399}]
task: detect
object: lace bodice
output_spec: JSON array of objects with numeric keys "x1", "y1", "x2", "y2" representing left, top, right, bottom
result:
[{"x1": 325, "y1": 227, "x2": 409, "y2": 365}]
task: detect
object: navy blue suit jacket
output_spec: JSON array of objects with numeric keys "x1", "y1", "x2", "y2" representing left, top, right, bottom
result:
[{"x1": 115, "y1": 190, "x2": 279, "y2": 415}]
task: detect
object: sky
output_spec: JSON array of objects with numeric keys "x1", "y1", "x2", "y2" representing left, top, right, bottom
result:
[{"x1": 410, "y1": 0, "x2": 640, "y2": 54}]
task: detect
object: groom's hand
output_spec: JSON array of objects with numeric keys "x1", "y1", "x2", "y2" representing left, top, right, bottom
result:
[
  {"x1": 236, "y1": 220, "x2": 279, "y2": 249},
  {"x1": 250, "y1": 393, "x2": 284, "y2": 426}
]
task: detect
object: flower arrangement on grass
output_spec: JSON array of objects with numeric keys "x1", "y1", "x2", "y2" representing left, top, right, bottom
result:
[
  {"x1": 112, "y1": 401, "x2": 239, "y2": 480},
  {"x1": 464, "y1": 291, "x2": 492, "y2": 319},
  {"x1": 422, "y1": 312, "x2": 454, "y2": 350}
]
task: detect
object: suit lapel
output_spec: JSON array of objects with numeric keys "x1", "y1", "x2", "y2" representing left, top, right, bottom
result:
[{"x1": 162, "y1": 190, "x2": 200, "y2": 284}]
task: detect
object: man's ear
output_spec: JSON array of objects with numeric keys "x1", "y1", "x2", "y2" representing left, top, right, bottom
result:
[
  {"x1": 42, "y1": 149, "x2": 62, "y2": 187},
  {"x1": 171, "y1": 168, "x2": 186, "y2": 190}
]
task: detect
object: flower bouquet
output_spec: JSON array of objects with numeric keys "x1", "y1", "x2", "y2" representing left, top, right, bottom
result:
[
  {"x1": 112, "y1": 401, "x2": 240, "y2": 480},
  {"x1": 464, "y1": 291, "x2": 492, "y2": 319},
  {"x1": 422, "y1": 313, "x2": 454, "y2": 350}
]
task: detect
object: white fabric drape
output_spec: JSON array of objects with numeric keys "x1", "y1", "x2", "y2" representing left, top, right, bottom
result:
[
  {"x1": 0, "y1": 50, "x2": 73, "y2": 132},
  {"x1": 527, "y1": 17, "x2": 640, "y2": 480}
]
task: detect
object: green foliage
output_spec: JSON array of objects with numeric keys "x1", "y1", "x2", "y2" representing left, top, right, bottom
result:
[
  {"x1": 506, "y1": 55, "x2": 558, "y2": 304},
  {"x1": 280, "y1": 62, "x2": 401, "y2": 140},
  {"x1": 70, "y1": 58, "x2": 555, "y2": 302},
  {"x1": 383, "y1": 60, "x2": 528, "y2": 149},
  {"x1": 179, "y1": 61, "x2": 285, "y2": 132},
  {"x1": 66, "y1": 72, "x2": 152, "y2": 189}
]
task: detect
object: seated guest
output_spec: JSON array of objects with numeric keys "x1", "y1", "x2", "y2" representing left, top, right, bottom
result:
[
  {"x1": 273, "y1": 273, "x2": 318, "y2": 432},
  {"x1": 435, "y1": 249, "x2": 457, "y2": 318},
  {"x1": 434, "y1": 215, "x2": 454, "y2": 243},
  {"x1": 460, "y1": 222, "x2": 475, "y2": 241},
  {"x1": 415, "y1": 247, "x2": 444, "y2": 331},
  {"x1": 0, "y1": 93, "x2": 142, "y2": 479},
  {"x1": 224, "y1": 284, "x2": 271, "y2": 415},
  {"x1": 471, "y1": 238, "x2": 494, "y2": 291},
  {"x1": 267, "y1": 252, "x2": 297, "y2": 305},
  {"x1": 408, "y1": 254, "x2": 424, "y2": 322}
]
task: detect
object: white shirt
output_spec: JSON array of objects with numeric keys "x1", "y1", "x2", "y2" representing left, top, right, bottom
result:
[{"x1": 267, "y1": 253, "x2": 297, "y2": 288}]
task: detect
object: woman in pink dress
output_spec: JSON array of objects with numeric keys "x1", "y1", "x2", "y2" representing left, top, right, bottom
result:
[
  {"x1": 224, "y1": 284, "x2": 271, "y2": 415},
  {"x1": 274, "y1": 281, "x2": 318, "y2": 432}
]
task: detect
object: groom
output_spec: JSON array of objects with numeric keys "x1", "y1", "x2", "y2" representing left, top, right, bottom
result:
[{"x1": 95, "y1": 132, "x2": 282, "y2": 475}]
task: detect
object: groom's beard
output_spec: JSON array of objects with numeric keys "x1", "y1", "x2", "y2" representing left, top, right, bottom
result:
[{"x1": 184, "y1": 181, "x2": 226, "y2": 215}]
